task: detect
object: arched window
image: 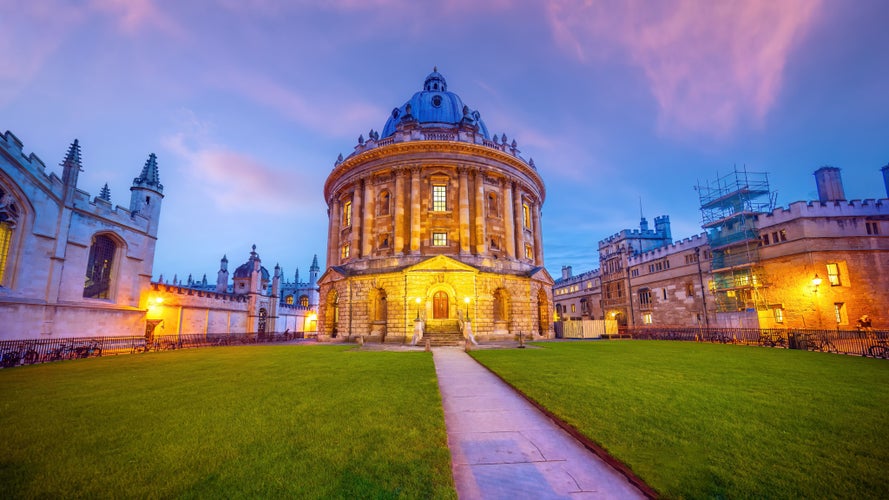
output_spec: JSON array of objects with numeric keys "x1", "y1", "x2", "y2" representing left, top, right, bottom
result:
[
  {"x1": 285, "y1": 295, "x2": 294, "y2": 305},
  {"x1": 83, "y1": 234, "x2": 117, "y2": 299},
  {"x1": 299, "y1": 295, "x2": 309, "y2": 307},
  {"x1": 379, "y1": 190, "x2": 390, "y2": 216},
  {"x1": 0, "y1": 187, "x2": 20, "y2": 286}
]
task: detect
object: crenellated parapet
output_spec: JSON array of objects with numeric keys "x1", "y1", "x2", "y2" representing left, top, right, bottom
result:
[
  {"x1": 628, "y1": 233, "x2": 708, "y2": 265},
  {"x1": 760, "y1": 198, "x2": 887, "y2": 225}
]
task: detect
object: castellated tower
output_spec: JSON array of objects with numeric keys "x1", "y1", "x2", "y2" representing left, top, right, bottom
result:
[
  {"x1": 814, "y1": 166, "x2": 845, "y2": 203},
  {"x1": 129, "y1": 153, "x2": 164, "y2": 236}
]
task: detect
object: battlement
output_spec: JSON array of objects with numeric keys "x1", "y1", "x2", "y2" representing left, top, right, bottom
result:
[
  {"x1": 150, "y1": 282, "x2": 248, "y2": 303},
  {"x1": 628, "y1": 233, "x2": 708, "y2": 265},
  {"x1": 554, "y1": 268, "x2": 600, "y2": 286},
  {"x1": 2, "y1": 130, "x2": 48, "y2": 176},
  {"x1": 761, "y1": 198, "x2": 887, "y2": 224}
]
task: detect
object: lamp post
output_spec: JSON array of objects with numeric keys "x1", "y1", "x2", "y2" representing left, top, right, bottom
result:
[
  {"x1": 464, "y1": 296, "x2": 471, "y2": 323},
  {"x1": 415, "y1": 297, "x2": 421, "y2": 321},
  {"x1": 812, "y1": 273, "x2": 822, "y2": 328}
]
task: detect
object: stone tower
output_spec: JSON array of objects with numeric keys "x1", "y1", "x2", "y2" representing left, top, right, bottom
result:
[{"x1": 129, "y1": 153, "x2": 164, "y2": 236}]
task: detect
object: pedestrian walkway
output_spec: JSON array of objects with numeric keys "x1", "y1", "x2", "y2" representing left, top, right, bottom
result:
[{"x1": 433, "y1": 347, "x2": 646, "y2": 499}]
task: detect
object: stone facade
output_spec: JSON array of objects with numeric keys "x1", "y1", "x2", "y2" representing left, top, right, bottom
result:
[
  {"x1": 319, "y1": 70, "x2": 553, "y2": 342},
  {"x1": 555, "y1": 168, "x2": 889, "y2": 330},
  {"x1": 0, "y1": 131, "x2": 162, "y2": 339}
]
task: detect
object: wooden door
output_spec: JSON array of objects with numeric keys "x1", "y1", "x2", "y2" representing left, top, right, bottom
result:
[{"x1": 433, "y1": 291, "x2": 449, "y2": 319}]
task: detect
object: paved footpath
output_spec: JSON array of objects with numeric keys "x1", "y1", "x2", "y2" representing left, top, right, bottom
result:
[{"x1": 433, "y1": 347, "x2": 646, "y2": 500}]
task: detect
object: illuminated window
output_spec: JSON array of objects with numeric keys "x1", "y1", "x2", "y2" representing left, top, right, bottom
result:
[
  {"x1": 341, "y1": 243, "x2": 350, "y2": 259},
  {"x1": 343, "y1": 201, "x2": 352, "y2": 226},
  {"x1": 84, "y1": 234, "x2": 117, "y2": 299},
  {"x1": 432, "y1": 232, "x2": 447, "y2": 246},
  {"x1": 779, "y1": 229, "x2": 787, "y2": 241},
  {"x1": 525, "y1": 244, "x2": 533, "y2": 260},
  {"x1": 299, "y1": 295, "x2": 309, "y2": 307},
  {"x1": 285, "y1": 295, "x2": 294, "y2": 305},
  {"x1": 642, "y1": 312, "x2": 652, "y2": 324},
  {"x1": 522, "y1": 203, "x2": 531, "y2": 229},
  {"x1": 432, "y1": 185, "x2": 447, "y2": 211},
  {"x1": 571, "y1": 304, "x2": 576, "y2": 313},
  {"x1": 0, "y1": 222, "x2": 11, "y2": 286},
  {"x1": 834, "y1": 302, "x2": 847, "y2": 325},
  {"x1": 826, "y1": 263, "x2": 841, "y2": 286},
  {"x1": 774, "y1": 307, "x2": 784, "y2": 323}
]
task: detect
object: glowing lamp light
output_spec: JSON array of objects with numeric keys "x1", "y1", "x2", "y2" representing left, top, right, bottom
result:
[{"x1": 812, "y1": 274, "x2": 822, "y2": 287}]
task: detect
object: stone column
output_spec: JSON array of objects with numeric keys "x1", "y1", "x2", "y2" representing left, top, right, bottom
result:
[
  {"x1": 410, "y1": 166, "x2": 421, "y2": 254},
  {"x1": 474, "y1": 169, "x2": 486, "y2": 255},
  {"x1": 532, "y1": 201, "x2": 544, "y2": 265},
  {"x1": 503, "y1": 180, "x2": 515, "y2": 259},
  {"x1": 394, "y1": 169, "x2": 406, "y2": 255},
  {"x1": 329, "y1": 198, "x2": 341, "y2": 266},
  {"x1": 362, "y1": 178, "x2": 374, "y2": 257},
  {"x1": 351, "y1": 183, "x2": 362, "y2": 260},
  {"x1": 458, "y1": 166, "x2": 470, "y2": 254},
  {"x1": 513, "y1": 183, "x2": 525, "y2": 260}
]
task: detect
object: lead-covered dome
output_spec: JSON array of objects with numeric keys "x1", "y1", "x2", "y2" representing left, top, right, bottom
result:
[{"x1": 381, "y1": 68, "x2": 490, "y2": 139}]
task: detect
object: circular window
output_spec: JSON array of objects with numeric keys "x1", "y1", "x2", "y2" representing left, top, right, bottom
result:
[{"x1": 432, "y1": 95, "x2": 442, "y2": 107}]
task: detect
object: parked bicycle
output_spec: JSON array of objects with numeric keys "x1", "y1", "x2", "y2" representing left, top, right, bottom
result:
[
  {"x1": 758, "y1": 332, "x2": 786, "y2": 348},
  {"x1": 866, "y1": 334, "x2": 888, "y2": 359},
  {"x1": 797, "y1": 333, "x2": 838, "y2": 353}
]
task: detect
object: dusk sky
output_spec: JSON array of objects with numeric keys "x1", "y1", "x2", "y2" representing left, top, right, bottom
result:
[{"x1": 3, "y1": 1, "x2": 888, "y2": 281}]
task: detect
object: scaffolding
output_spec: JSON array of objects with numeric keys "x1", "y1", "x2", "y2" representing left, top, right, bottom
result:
[{"x1": 697, "y1": 166, "x2": 776, "y2": 313}]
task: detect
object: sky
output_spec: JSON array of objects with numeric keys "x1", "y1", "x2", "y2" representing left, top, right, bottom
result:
[{"x1": 3, "y1": 0, "x2": 888, "y2": 280}]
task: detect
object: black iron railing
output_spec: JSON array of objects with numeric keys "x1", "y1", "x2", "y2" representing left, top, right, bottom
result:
[
  {"x1": 626, "y1": 326, "x2": 888, "y2": 358},
  {"x1": 0, "y1": 331, "x2": 307, "y2": 369}
]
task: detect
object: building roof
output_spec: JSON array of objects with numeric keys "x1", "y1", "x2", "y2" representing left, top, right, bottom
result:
[{"x1": 380, "y1": 68, "x2": 490, "y2": 139}]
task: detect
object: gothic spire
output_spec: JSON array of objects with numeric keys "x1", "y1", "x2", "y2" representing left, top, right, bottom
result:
[
  {"x1": 99, "y1": 183, "x2": 111, "y2": 202},
  {"x1": 310, "y1": 254, "x2": 319, "y2": 271},
  {"x1": 61, "y1": 139, "x2": 83, "y2": 187},
  {"x1": 133, "y1": 153, "x2": 163, "y2": 192}
]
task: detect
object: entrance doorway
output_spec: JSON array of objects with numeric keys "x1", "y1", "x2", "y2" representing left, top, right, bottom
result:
[{"x1": 433, "y1": 291, "x2": 449, "y2": 319}]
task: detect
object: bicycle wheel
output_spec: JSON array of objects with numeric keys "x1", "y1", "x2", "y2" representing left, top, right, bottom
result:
[
  {"x1": 867, "y1": 345, "x2": 889, "y2": 359},
  {"x1": 822, "y1": 340, "x2": 838, "y2": 354}
]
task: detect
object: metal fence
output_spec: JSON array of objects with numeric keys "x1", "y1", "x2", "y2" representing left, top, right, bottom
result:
[
  {"x1": 0, "y1": 331, "x2": 307, "y2": 369},
  {"x1": 625, "y1": 326, "x2": 889, "y2": 358}
]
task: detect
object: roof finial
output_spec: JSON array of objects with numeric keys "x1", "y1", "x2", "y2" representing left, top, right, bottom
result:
[
  {"x1": 133, "y1": 153, "x2": 163, "y2": 192},
  {"x1": 99, "y1": 182, "x2": 111, "y2": 201},
  {"x1": 433, "y1": 65, "x2": 437, "y2": 72}
]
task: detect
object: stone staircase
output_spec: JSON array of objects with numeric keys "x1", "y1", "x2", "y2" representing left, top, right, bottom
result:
[{"x1": 423, "y1": 319, "x2": 464, "y2": 346}]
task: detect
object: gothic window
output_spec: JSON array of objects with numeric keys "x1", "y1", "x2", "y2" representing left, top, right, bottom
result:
[
  {"x1": 343, "y1": 200, "x2": 352, "y2": 227},
  {"x1": 258, "y1": 308, "x2": 267, "y2": 334},
  {"x1": 83, "y1": 234, "x2": 117, "y2": 299},
  {"x1": 522, "y1": 202, "x2": 531, "y2": 229},
  {"x1": 0, "y1": 187, "x2": 19, "y2": 286},
  {"x1": 285, "y1": 295, "x2": 294, "y2": 305},
  {"x1": 432, "y1": 185, "x2": 447, "y2": 211},
  {"x1": 379, "y1": 190, "x2": 391, "y2": 216},
  {"x1": 638, "y1": 289, "x2": 651, "y2": 307},
  {"x1": 299, "y1": 295, "x2": 309, "y2": 307}
]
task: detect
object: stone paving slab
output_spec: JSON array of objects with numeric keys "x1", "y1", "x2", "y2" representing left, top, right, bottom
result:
[{"x1": 433, "y1": 347, "x2": 645, "y2": 499}]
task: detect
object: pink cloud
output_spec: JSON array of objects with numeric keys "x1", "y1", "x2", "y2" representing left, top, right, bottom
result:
[
  {"x1": 546, "y1": 0, "x2": 824, "y2": 138},
  {"x1": 88, "y1": 0, "x2": 181, "y2": 36}
]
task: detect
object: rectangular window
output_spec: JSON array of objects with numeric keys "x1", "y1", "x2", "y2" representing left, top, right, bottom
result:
[
  {"x1": 432, "y1": 185, "x2": 447, "y2": 211},
  {"x1": 341, "y1": 243, "x2": 350, "y2": 259},
  {"x1": 685, "y1": 282, "x2": 694, "y2": 297},
  {"x1": 761, "y1": 235, "x2": 770, "y2": 246},
  {"x1": 826, "y1": 263, "x2": 841, "y2": 286},
  {"x1": 342, "y1": 201, "x2": 352, "y2": 227},
  {"x1": 834, "y1": 302, "x2": 847, "y2": 325},
  {"x1": 523, "y1": 203, "x2": 531, "y2": 229},
  {"x1": 571, "y1": 304, "x2": 576, "y2": 313},
  {"x1": 432, "y1": 232, "x2": 447, "y2": 246},
  {"x1": 774, "y1": 307, "x2": 784, "y2": 324},
  {"x1": 866, "y1": 221, "x2": 879, "y2": 235},
  {"x1": 642, "y1": 312, "x2": 652, "y2": 325},
  {"x1": 779, "y1": 229, "x2": 787, "y2": 241},
  {"x1": 662, "y1": 288, "x2": 668, "y2": 300},
  {"x1": 525, "y1": 244, "x2": 533, "y2": 260},
  {"x1": 639, "y1": 289, "x2": 651, "y2": 307}
]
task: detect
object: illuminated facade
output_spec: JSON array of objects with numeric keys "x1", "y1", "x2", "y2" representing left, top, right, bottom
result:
[
  {"x1": 318, "y1": 69, "x2": 553, "y2": 343},
  {"x1": 555, "y1": 166, "x2": 889, "y2": 330},
  {"x1": 0, "y1": 131, "x2": 163, "y2": 339}
]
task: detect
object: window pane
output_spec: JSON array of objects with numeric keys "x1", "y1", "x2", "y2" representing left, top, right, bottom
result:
[
  {"x1": 433, "y1": 185, "x2": 447, "y2": 211},
  {"x1": 432, "y1": 232, "x2": 447, "y2": 246},
  {"x1": 84, "y1": 234, "x2": 116, "y2": 299}
]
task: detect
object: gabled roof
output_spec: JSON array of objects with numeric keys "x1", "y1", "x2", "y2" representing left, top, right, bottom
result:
[{"x1": 403, "y1": 255, "x2": 479, "y2": 274}]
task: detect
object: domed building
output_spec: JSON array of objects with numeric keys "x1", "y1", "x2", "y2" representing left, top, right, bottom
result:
[{"x1": 318, "y1": 69, "x2": 553, "y2": 343}]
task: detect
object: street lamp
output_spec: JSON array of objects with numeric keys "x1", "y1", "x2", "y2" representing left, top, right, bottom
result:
[
  {"x1": 415, "y1": 297, "x2": 421, "y2": 321},
  {"x1": 464, "y1": 296, "x2": 471, "y2": 323},
  {"x1": 812, "y1": 273, "x2": 822, "y2": 290}
]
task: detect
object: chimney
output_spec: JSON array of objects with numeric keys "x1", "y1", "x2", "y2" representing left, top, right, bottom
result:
[
  {"x1": 561, "y1": 266, "x2": 572, "y2": 280},
  {"x1": 814, "y1": 166, "x2": 846, "y2": 202},
  {"x1": 882, "y1": 163, "x2": 889, "y2": 198}
]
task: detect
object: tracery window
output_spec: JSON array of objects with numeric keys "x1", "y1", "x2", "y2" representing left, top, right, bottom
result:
[
  {"x1": 83, "y1": 234, "x2": 117, "y2": 299},
  {"x1": 285, "y1": 295, "x2": 294, "y2": 305},
  {"x1": 0, "y1": 188, "x2": 19, "y2": 286},
  {"x1": 432, "y1": 185, "x2": 447, "y2": 212},
  {"x1": 299, "y1": 295, "x2": 309, "y2": 307}
]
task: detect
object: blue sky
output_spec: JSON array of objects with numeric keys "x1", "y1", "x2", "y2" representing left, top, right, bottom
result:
[{"x1": 3, "y1": 1, "x2": 887, "y2": 280}]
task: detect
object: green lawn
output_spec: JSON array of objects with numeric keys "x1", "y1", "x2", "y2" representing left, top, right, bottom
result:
[
  {"x1": 471, "y1": 341, "x2": 889, "y2": 499},
  {"x1": 0, "y1": 345, "x2": 455, "y2": 499}
]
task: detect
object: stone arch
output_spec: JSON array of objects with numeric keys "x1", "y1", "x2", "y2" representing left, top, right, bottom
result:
[
  {"x1": 83, "y1": 231, "x2": 127, "y2": 300},
  {"x1": 492, "y1": 287, "x2": 510, "y2": 335},
  {"x1": 325, "y1": 289, "x2": 340, "y2": 337},
  {"x1": 424, "y1": 282, "x2": 458, "y2": 320},
  {"x1": 537, "y1": 287, "x2": 550, "y2": 338},
  {"x1": 0, "y1": 175, "x2": 28, "y2": 288},
  {"x1": 370, "y1": 287, "x2": 388, "y2": 340}
]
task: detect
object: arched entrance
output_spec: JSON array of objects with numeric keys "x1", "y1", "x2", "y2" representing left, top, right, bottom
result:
[
  {"x1": 433, "y1": 291, "x2": 449, "y2": 319},
  {"x1": 258, "y1": 308, "x2": 268, "y2": 336},
  {"x1": 537, "y1": 288, "x2": 549, "y2": 337}
]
